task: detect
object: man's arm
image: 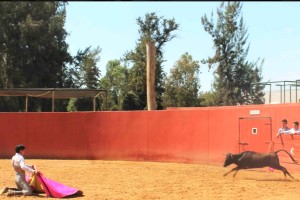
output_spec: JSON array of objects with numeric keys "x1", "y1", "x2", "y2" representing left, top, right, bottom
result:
[
  {"x1": 19, "y1": 157, "x2": 35, "y2": 174},
  {"x1": 292, "y1": 129, "x2": 300, "y2": 135},
  {"x1": 277, "y1": 128, "x2": 289, "y2": 137}
]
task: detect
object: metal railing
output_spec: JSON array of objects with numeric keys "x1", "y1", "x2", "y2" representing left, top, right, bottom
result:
[{"x1": 250, "y1": 80, "x2": 300, "y2": 104}]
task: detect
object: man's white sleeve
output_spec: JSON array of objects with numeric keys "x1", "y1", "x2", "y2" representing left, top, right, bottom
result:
[{"x1": 19, "y1": 158, "x2": 35, "y2": 174}]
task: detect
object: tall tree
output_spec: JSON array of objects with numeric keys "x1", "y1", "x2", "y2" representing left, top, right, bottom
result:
[
  {"x1": 242, "y1": 60, "x2": 265, "y2": 104},
  {"x1": 72, "y1": 46, "x2": 101, "y2": 89},
  {"x1": 163, "y1": 53, "x2": 200, "y2": 108},
  {"x1": 199, "y1": 91, "x2": 217, "y2": 107},
  {"x1": 0, "y1": 2, "x2": 72, "y2": 111},
  {"x1": 201, "y1": 2, "x2": 264, "y2": 106},
  {"x1": 99, "y1": 59, "x2": 129, "y2": 111},
  {"x1": 67, "y1": 46, "x2": 102, "y2": 111},
  {"x1": 124, "y1": 12, "x2": 179, "y2": 110}
]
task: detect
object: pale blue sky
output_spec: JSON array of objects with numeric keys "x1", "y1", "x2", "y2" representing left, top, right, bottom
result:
[{"x1": 65, "y1": 2, "x2": 300, "y2": 92}]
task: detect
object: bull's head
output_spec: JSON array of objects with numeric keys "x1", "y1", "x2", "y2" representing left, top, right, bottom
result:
[{"x1": 223, "y1": 153, "x2": 233, "y2": 167}]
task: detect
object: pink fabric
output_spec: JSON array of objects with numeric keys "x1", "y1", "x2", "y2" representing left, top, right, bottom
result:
[
  {"x1": 26, "y1": 173, "x2": 80, "y2": 198},
  {"x1": 36, "y1": 173, "x2": 79, "y2": 198}
]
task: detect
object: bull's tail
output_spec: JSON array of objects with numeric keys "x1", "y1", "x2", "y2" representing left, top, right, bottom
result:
[{"x1": 275, "y1": 149, "x2": 298, "y2": 163}]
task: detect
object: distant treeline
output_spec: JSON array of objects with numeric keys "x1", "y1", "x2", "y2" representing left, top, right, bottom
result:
[{"x1": 0, "y1": 1, "x2": 264, "y2": 112}]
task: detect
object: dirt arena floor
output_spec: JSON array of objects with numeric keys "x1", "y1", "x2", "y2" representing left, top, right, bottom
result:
[{"x1": 0, "y1": 159, "x2": 300, "y2": 200}]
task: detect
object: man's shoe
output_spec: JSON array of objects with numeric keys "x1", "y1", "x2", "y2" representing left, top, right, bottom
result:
[
  {"x1": 0, "y1": 187, "x2": 8, "y2": 195},
  {"x1": 6, "y1": 190, "x2": 15, "y2": 196}
]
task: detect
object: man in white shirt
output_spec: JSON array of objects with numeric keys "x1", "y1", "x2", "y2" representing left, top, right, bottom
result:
[
  {"x1": 276, "y1": 119, "x2": 290, "y2": 138},
  {"x1": 6, "y1": 144, "x2": 39, "y2": 196},
  {"x1": 290, "y1": 121, "x2": 300, "y2": 135}
]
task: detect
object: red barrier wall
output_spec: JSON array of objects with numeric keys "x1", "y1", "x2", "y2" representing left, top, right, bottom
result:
[{"x1": 1, "y1": 103, "x2": 300, "y2": 168}]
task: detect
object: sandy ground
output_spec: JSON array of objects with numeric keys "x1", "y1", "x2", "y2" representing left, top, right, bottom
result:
[{"x1": 0, "y1": 159, "x2": 300, "y2": 200}]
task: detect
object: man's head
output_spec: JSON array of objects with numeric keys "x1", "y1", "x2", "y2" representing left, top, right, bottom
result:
[
  {"x1": 282, "y1": 119, "x2": 288, "y2": 127},
  {"x1": 293, "y1": 121, "x2": 299, "y2": 129},
  {"x1": 15, "y1": 144, "x2": 26, "y2": 155}
]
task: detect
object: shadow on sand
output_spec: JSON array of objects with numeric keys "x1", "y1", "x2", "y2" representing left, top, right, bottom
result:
[{"x1": 244, "y1": 177, "x2": 299, "y2": 182}]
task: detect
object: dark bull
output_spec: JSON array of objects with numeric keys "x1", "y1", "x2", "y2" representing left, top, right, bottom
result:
[{"x1": 223, "y1": 149, "x2": 297, "y2": 178}]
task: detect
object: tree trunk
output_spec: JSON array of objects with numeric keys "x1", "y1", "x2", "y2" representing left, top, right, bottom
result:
[{"x1": 146, "y1": 42, "x2": 157, "y2": 110}]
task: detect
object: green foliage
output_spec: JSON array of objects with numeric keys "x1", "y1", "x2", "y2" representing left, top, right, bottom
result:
[
  {"x1": 247, "y1": 59, "x2": 265, "y2": 104},
  {"x1": 71, "y1": 46, "x2": 101, "y2": 89},
  {"x1": 99, "y1": 59, "x2": 129, "y2": 111},
  {"x1": 0, "y1": 1, "x2": 72, "y2": 111},
  {"x1": 124, "y1": 12, "x2": 179, "y2": 110},
  {"x1": 122, "y1": 91, "x2": 142, "y2": 111},
  {"x1": 201, "y1": 2, "x2": 265, "y2": 106},
  {"x1": 67, "y1": 98, "x2": 77, "y2": 112},
  {"x1": 199, "y1": 91, "x2": 217, "y2": 107},
  {"x1": 163, "y1": 53, "x2": 201, "y2": 108},
  {"x1": 74, "y1": 98, "x2": 95, "y2": 111},
  {"x1": 0, "y1": 2, "x2": 267, "y2": 111},
  {"x1": 67, "y1": 46, "x2": 102, "y2": 111}
]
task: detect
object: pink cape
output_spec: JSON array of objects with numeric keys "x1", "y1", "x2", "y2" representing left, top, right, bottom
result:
[{"x1": 26, "y1": 173, "x2": 81, "y2": 198}]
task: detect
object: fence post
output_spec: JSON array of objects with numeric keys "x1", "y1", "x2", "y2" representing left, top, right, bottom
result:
[{"x1": 146, "y1": 42, "x2": 157, "y2": 110}]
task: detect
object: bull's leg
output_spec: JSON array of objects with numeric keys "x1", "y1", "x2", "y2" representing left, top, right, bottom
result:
[
  {"x1": 281, "y1": 166, "x2": 294, "y2": 179},
  {"x1": 223, "y1": 167, "x2": 239, "y2": 177},
  {"x1": 233, "y1": 169, "x2": 240, "y2": 177},
  {"x1": 273, "y1": 165, "x2": 294, "y2": 179}
]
